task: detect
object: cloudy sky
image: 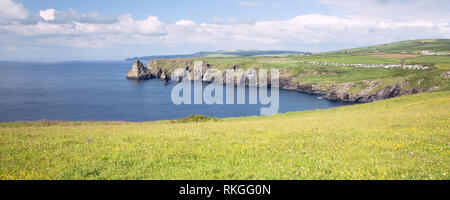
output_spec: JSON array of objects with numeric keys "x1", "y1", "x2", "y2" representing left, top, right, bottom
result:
[{"x1": 0, "y1": 0, "x2": 449, "y2": 60}]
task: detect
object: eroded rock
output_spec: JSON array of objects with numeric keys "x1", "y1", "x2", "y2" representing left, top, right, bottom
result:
[{"x1": 126, "y1": 60, "x2": 149, "y2": 80}]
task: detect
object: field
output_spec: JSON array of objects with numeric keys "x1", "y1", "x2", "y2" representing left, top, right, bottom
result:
[
  {"x1": 0, "y1": 91, "x2": 449, "y2": 180},
  {"x1": 364, "y1": 52, "x2": 421, "y2": 59}
]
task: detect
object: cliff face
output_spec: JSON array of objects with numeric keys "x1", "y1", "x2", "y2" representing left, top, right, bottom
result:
[
  {"x1": 126, "y1": 60, "x2": 152, "y2": 80},
  {"x1": 324, "y1": 82, "x2": 403, "y2": 102},
  {"x1": 278, "y1": 78, "x2": 440, "y2": 103},
  {"x1": 127, "y1": 60, "x2": 439, "y2": 102}
]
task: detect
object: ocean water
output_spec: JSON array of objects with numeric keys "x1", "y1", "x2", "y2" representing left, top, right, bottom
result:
[{"x1": 0, "y1": 61, "x2": 351, "y2": 122}]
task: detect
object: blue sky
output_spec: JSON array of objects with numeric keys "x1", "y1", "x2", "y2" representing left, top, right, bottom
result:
[
  {"x1": 19, "y1": 0, "x2": 332, "y2": 23},
  {"x1": 1, "y1": 0, "x2": 449, "y2": 60}
]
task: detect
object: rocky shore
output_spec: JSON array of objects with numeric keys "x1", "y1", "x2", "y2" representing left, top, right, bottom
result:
[{"x1": 126, "y1": 60, "x2": 440, "y2": 103}]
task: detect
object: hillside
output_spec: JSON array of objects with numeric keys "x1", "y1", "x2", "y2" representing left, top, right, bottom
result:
[
  {"x1": 125, "y1": 50, "x2": 309, "y2": 61},
  {"x1": 1, "y1": 91, "x2": 448, "y2": 179},
  {"x1": 333, "y1": 39, "x2": 450, "y2": 54}
]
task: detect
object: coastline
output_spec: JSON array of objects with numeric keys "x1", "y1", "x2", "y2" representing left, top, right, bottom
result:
[{"x1": 127, "y1": 60, "x2": 440, "y2": 103}]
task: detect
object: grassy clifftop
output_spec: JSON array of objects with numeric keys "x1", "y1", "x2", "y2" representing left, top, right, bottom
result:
[
  {"x1": 146, "y1": 40, "x2": 450, "y2": 100},
  {"x1": 1, "y1": 91, "x2": 449, "y2": 179}
]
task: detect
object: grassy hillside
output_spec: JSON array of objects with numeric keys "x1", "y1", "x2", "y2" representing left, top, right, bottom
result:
[
  {"x1": 333, "y1": 39, "x2": 450, "y2": 54},
  {"x1": 1, "y1": 91, "x2": 449, "y2": 180},
  {"x1": 126, "y1": 50, "x2": 307, "y2": 61},
  {"x1": 149, "y1": 40, "x2": 450, "y2": 94}
]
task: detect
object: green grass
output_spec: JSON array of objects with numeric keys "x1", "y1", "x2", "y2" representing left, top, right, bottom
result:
[
  {"x1": 333, "y1": 39, "x2": 450, "y2": 54},
  {"x1": 349, "y1": 82, "x2": 367, "y2": 94},
  {"x1": 405, "y1": 56, "x2": 450, "y2": 70},
  {"x1": 295, "y1": 67, "x2": 412, "y2": 83},
  {"x1": 1, "y1": 91, "x2": 449, "y2": 180},
  {"x1": 293, "y1": 54, "x2": 401, "y2": 64}
]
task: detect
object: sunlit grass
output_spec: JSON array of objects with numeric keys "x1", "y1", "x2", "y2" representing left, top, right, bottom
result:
[{"x1": 0, "y1": 91, "x2": 449, "y2": 180}]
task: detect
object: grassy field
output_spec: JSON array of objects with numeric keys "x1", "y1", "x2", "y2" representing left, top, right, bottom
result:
[{"x1": 1, "y1": 91, "x2": 449, "y2": 180}]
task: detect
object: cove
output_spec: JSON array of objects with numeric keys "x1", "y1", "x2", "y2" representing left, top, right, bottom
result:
[{"x1": 0, "y1": 61, "x2": 352, "y2": 122}]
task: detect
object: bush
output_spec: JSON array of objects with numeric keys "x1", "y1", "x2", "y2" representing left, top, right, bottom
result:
[{"x1": 171, "y1": 114, "x2": 220, "y2": 123}]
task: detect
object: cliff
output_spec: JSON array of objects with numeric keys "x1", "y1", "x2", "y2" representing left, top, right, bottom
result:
[
  {"x1": 126, "y1": 60, "x2": 152, "y2": 80},
  {"x1": 126, "y1": 59, "x2": 445, "y2": 102}
]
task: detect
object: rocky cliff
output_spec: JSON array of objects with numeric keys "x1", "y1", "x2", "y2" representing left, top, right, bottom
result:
[
  {"x1": 126, "y1": 60, "x2": 441, "y2": 103},
  {"x1": 126, "y1": 60, "x2": 152, "y2": 80}
]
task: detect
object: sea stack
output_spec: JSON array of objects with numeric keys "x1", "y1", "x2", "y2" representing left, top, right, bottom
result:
[{"x1": 126, "y1": 60, "x2": 150, "y2": 80}]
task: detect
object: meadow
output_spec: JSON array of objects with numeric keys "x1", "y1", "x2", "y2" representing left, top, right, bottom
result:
[{"x1": 1, "y1": 91, "x2": 448, "y2": 180}]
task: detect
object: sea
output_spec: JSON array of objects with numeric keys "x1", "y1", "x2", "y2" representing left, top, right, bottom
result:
[{"x1": 0, "y1": 61, "x2": 351, "y2": 122}]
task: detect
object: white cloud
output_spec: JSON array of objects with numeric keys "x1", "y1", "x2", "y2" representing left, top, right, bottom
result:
[
  {"x1": 174, "y1": 19, "x2": 196, "y2": 26},
  {"x1": 228, "y1": 17, "x2": 238, "y2": 24},
  {"x1": 115, "y1": 15, "x2": 166, "y2": 35},
  {"x1": 0, "y1": 0, "x2": 28, "y2": 23},
  {"x1": 211, "y1": 16, "x2": 225, "y2": 24},
  {"x1": 0, "y1": 0, "x2": 449, "y2": 58},
  {"x1": 2, "y1": 12, "x2": 449, "y2": 51},
  {"x1": 1, "y1": 14, "x2": 167, "y2": 38},
  {"x1": 40, "y1": 9, "x2": 55, "y2": 21},
  {"x1": 160, "y1": 13, "x2": 450, "y2": 51},
  {"x1": 50, "y1": 8, "x2": 117, "y2": 24},
  {"x1": 320, "y1": 0, "x2": 450, "y2": 22},
  {"x1": 228, "y1": 17, "x2": 255, "y2": 25}
]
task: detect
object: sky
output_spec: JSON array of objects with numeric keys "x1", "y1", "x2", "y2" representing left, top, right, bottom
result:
[{"x1": 0, "y1": 0, "x2": 449, "y2": 60}]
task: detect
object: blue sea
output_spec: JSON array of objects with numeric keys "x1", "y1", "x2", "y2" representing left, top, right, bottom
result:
[{"x1": 0, "y1": 61, "x2": 351, "y2": 122}]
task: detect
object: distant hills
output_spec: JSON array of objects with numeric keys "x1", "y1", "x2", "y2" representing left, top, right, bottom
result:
[
  {"x1": 125, "y1": 50, "x2": 310, "y2": 61},
  {"x1": 126, "y1": 39, "x2": 450, "y2": 61}
]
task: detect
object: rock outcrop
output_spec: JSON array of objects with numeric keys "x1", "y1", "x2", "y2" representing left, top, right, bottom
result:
[
  {"x1": 277, "y1": 76, "x2": 439, "y2": 103},
  {"x1": 324, "y1": 81, "x2": 402, "y2": 102},
  {"x1": 126, "y1": 60, "x2": 151, "y2": 80},
  {"x1": 202, "y1": 68, "x2": 222, "y2": 83},
  {"x1": 296, "y1": 83, "x2": 325, "y2": 95},
  {"x1": 171, "y1": 67, "x2": 191, "y2": 82}
]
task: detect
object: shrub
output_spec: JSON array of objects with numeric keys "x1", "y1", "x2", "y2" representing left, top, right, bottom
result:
[{"x1": 171, "y1": 114, "x2": 220, "y2": 123}]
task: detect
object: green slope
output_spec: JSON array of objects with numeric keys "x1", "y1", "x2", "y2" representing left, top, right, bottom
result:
[
  {"x1": 1, "y1": 91, "x2": 449, "y2": 180},
  {"x1": 126, "y1": 50, "x2": 307, "y2": 61},
  {"x1": 333, "y1": 39, "x2": 450, "y2": 54}
]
